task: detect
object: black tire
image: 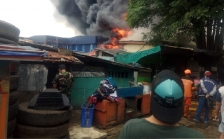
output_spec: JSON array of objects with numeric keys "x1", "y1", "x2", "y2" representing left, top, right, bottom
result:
[
  {"x1": 61, "y1": 132, "x2": 70, "y2": 139},
  {"x1": 9, "y1": 91, "x2": 19, "y2": 106},
  {"x1": 0, "y1": 20, "x2": 20, "y2": 42},
  {"x1": 10, "y1": 75, "x2": 20, "y2": 91},
  {"x1": 8, "y1": 102, "x2": 19, "y2": 121},
  {"x1": 7, "y1": 118, "x2": 16, "y2": 137},
  {"x1": 0, "y1": 37, "x2": 19, "y2": 46},
  {"x1": 17, "y1": 102, "x2": 72, "y2": 126},
  {"x1": 15, "y1": 123, "x2": 69, "y2": 138}
]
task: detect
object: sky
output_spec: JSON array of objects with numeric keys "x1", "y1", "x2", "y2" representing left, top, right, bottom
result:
[{"x1": 0, "y1": 0, "x2": 81, "y2": 38}]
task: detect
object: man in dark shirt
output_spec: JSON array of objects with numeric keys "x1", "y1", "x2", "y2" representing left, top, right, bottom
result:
[{"x1": 119, "y1": 70, "x2": 204, "y2": 138}]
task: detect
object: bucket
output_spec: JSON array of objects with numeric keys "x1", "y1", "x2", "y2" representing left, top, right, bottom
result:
[{"x1": 81, "y1": 104, "x2": 95, "y2": 127}]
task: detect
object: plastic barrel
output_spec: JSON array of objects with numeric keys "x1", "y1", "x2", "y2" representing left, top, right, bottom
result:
[{"x1": 81, "y1": 104, "x2": 95, "y2": 127}]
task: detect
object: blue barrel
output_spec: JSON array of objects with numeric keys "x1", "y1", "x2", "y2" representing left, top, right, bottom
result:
[{"x1": 81, "y1": 104, "x2": 95, "y2": 127}]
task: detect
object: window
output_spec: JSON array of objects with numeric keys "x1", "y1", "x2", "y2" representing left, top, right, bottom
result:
[
  {"x1": 82, "y1": 45, "x2": 85, "y2": 52},
  {"x1": 107, "y1": 71, "x2": 129, "y2": 78},
  {"x1": 69, "y1": 45, "x2": 72, "y2": 50},
  {"x1": 117, "y1": 72, "x2": 121, "y2": 78},
  {"x1": 90, "y1": 44, "x2": 93, "y2": 52},
  {"x1": 76, "y1": 46, "x2": 79, "y2": 51}
]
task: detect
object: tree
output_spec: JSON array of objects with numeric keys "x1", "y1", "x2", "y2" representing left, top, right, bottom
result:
[{"x1": 126, "y1": 0, "x2": 224, "y2": 51}]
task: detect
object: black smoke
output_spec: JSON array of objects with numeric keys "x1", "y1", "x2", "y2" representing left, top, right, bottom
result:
[{"x1": 50, "y1": 0, "x2": 129, "y2": 39}]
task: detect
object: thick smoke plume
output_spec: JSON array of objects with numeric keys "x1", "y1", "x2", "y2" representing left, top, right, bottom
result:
[{"x1": 50, "y1": 0, "x2": 129, "y2": 47}]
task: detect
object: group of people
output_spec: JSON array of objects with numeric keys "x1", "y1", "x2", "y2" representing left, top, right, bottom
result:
[
  {"x1": 182, "y1": 69, "x2": 217, "y2": 123},
  {"x1": 52, "y1": 64, "x2": 224, "y2": 138},
  {"x1": 119, "y1": 69, "x2": 224, "y2": 138},
  {"x1": 182, "y1": 69, "x2": 224, "y2": 138}
]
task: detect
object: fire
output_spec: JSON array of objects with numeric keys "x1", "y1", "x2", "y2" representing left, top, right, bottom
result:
[
  {"x1": 88, "y1": 50, "x2": 96, "y2": 56},
  {"x1": 100, "y1": 28, "x2": 132, "y2": 49},
  {"x1": 112, "y1": 28, "x2": 131, "y2": 39}
]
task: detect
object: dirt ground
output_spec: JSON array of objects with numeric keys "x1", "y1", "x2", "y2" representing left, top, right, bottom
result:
[{"x1": 69, "y1": 100, "x2": 221, "y2": 138}]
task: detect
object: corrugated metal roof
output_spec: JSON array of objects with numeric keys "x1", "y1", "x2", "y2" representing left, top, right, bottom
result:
[
  {"x1": 95, "y1": 48, "x2": 127, "y2": 56},
  {"x1": 19, "y1": 40, "x2": 58, "y2": 52},
  {"x1": 44, "y1": 51, "x2": 83, "y2": 64},
  {"x1": 73, "y1": 52, "x2": 151, "y2": 72},
  {"x1": 0, "y1": 44, "x2": 45, "y2": 61},
  {"x1": 0, "y1": 44, "x2": 41, "y2": 51},
  {"x1": 0, "y1": 44, "x2": 83, "y2": 63}
]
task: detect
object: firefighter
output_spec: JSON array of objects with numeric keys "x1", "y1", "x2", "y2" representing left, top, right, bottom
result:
[{"x1": 181, "y1": 69, "x2": 195, "y2": 118}]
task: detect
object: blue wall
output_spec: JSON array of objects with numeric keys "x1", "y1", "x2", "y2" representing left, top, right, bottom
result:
[
  {"x1": 46, "y1": 43, "x2": 96, "y2": 53},
  {"x1": 29, "y1": 35, "x2": 97, "y2": 53}
]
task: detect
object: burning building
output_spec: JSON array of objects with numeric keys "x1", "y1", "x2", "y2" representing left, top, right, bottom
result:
[{"x1": 50, "y1": 0, "x2": 131, "y2": 51}]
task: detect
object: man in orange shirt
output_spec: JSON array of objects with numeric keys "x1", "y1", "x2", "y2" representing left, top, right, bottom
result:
[{"x1": 181, "y1": 69, "x2": 195, "y2": 118}]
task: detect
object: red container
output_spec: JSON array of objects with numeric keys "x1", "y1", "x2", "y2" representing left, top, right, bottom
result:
[{"x1": 93, "y1": 98, "x2": 125, "y2": 129}]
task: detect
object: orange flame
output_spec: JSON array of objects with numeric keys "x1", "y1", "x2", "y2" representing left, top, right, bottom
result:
[
  {"x1": 88, "y1": 50, "x2": 96, "y2": 56},
  {"x1": 100, "y1": 28, "x2": 132, "y2": 49}
]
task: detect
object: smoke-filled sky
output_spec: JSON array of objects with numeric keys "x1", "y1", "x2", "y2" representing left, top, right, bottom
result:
[
  {"x1": 0, "y1": 0, "x2": 148, "y2": 40},
  {"x1": 50, "y1": 0, "x2": 130, "y2": 38}
]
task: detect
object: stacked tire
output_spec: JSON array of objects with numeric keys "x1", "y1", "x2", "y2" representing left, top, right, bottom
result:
[
  {"x1": 15, "y1": 102, "x2": 72, "y2": 138},
  {"x1": 0, "y1": 20, "x2": 20, "y2": 46},
  {"x1": 7, "y1": 75, "x2": 20, "y2": 138},
  {"x1": 1, "y1": 20, "x2": 21, "y2": 138}
]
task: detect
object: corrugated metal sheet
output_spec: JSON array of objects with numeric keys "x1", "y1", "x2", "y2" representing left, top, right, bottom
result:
[
  {"x1": 73, "y1": 52, "x2": 152, "y2": 72},
  {"x1": 4, "y1": 41, "x2": 82, "y2": 63},
  {"x1": 0, "y1": 44, "x2": 45, "y2": 61},
  {"x1": 44, "y1": 51, "x2": 83, "y2": 63},
  {"x1": 18, "y1": 64, "x2": 48, "y2": 91},
  {"x1": 19, "y1": 40, "x2": 58, "y2": 52},
  {"x1": 0, "y1": 44, "x2": 43, "y2": 52}
]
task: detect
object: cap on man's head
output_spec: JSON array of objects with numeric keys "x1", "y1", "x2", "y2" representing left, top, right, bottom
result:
[
  {"x1": 151, "y1": 70, "x2": 184, "y2": 124},
  {"x1": 204, "y1": 71, "x2": 212, "y2": 77},
  {"x1": 59, "y1": 64, "x2": 66, "y2": 70}
]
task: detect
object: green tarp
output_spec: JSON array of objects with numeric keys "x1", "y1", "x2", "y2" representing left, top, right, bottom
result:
[{"x1": 114, "y1": 46, "x2": 161, "y2": 64}]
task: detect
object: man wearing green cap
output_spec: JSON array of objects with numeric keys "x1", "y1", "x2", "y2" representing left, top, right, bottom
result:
[
  {"x1": 119, "y1": 70, "x2": 204, "y2": 138},
  {"x1": 52, "y1": 64, "x2": 74, "y2": 99}
]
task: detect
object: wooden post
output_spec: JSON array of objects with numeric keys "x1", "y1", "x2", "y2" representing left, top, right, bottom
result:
[{"x1": 0, "y1": 61, "x2": 11, "y2": 139}]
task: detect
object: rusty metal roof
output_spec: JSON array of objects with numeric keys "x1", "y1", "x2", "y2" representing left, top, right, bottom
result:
[
  {"x1": 44, "y1": 51, "x2": 83, "y2": 64},
  {"x1": 17, "y1": 39, "x2": 83, "y2": 64}
]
